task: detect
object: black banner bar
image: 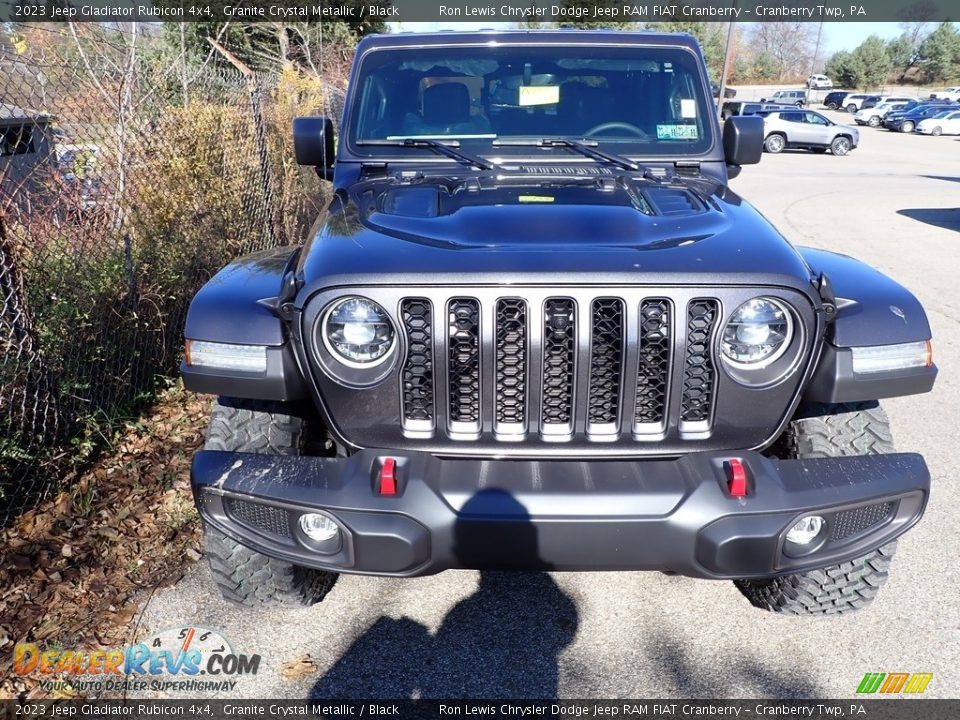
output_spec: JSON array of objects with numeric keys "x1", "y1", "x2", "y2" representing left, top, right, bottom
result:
[
  {"x1": 5, "y1": 700, "x2": 960, "y2": 720},
  {"x1": 0, "y1": 0, "x2": 957, "y2": 24}
]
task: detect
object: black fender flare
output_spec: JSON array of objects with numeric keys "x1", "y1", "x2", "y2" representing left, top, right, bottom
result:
[
  {"x1": 181, "y1": 246, "x2": 307, "y2": 401},
  {"x1": 799, "y1": 247, "x2": 936, "y2": 403}
]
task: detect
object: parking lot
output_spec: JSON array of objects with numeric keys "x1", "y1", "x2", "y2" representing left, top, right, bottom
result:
[{"x1": 137, "y1": 116, "x2": 959, "y2": 699}]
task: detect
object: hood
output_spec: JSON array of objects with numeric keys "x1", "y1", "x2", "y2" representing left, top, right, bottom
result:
[{"x1": 297, "y1": 173, "x2": 815, "y2": 290}]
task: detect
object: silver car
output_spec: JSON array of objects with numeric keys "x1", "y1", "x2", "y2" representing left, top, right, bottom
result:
[{"x1": 761, "y1": 109, "x2": 860, "y2": 156}]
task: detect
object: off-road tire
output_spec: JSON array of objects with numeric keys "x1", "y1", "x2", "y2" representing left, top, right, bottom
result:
[
  {"x1": 202, "y1": 398, "x2": 338, "y2": 607},
  {"x1": 735, "y1": 402, "x2": 899, "y2": 616}
]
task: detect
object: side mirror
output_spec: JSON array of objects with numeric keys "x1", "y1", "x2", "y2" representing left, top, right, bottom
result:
[
  {"x1": 293, "y1": 117, "x2": 335, "y2": 179},
  {"x1": 723, "y1": 115, "x2": 763, "y2": 170}
]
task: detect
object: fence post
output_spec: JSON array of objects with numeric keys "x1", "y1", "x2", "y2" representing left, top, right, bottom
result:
[{"x1": 206, "y1": 38, "x2": 278, "y2": 249}]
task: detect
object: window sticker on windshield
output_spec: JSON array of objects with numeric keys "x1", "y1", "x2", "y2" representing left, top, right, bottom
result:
[
  {"x1": 657, "y1": 124, "x2": 699, "y2": 140},
  {"x1": 519, "y1": 85, "x2": 560, "y2": 106},
  {"x1": 680, "y1": 99, "x2": 697, "y2": 119}
]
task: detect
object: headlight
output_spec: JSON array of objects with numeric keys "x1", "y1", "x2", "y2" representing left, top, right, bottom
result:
[
  {"x1": 321, "y1": 297, "x2": 396, "y2": 367},
  {"x1": 721, "y1": 297, "x2": 793, "y2": 368}
]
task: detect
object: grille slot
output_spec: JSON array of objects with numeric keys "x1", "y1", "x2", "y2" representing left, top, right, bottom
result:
[
  {"x1": 447, "y1": 298, "x2": 481, "y2": 435},
  {"x1": 645, "y1": 187, "x2": 704, "y2": 216},
  {"x1": 587, "y1": 299, "x2": 625, "y2": 433},
  {"x1": 400, "y1": 299, "x2": 434, "y2": 431},
  {"x1": 542, "y1": 298, "x2": 576, "y2": 437},
  {"x1": 680, "y1": 299, "x2": 719, "y2": 429},
  {"x1": 224, "y1": 498, "x2": 291, "y2": 539},
  {"x1": 831, "y1": 502, "x2": 895, "y2": 541},
  {"x1": 495, "y1": 299, "x2": 528, "y2": 436},
  {"x1": 635, "y1": 299, "x2": 672, "y2": 433}
]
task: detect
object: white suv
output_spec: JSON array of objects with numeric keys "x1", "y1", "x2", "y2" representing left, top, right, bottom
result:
[
  {"x1": 806, "y1": 74, "x2": 833, "y2": 89},
  {"x1": 930, "y1": 87, "x2": 960, "y2": 101},
  {"x1": 854, "y1": 98, "x2": 916, "y2": 127},
  {"x1": 761, "y1": 109, "x2": 860, "y2": 156}
]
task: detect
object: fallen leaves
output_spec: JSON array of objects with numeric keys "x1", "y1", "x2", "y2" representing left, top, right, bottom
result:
[
  {"x1": 280, "y1": 654, "x2": 319, "y2": 680},
  {"x1": 0, "y1": 383, "x2": 209, "y2": 699}
]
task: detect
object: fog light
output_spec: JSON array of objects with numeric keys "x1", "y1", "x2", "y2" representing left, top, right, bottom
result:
[
  {"x1": 299, "y1": 513, "x2": 340, "y2": 551},
  {"x1": 786, "y1": 515, "x2": 824, "y2": 545}
]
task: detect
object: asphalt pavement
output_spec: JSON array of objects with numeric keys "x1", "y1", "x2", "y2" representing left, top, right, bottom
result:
[{"x1": 135, "y1": 114, "x2": 960, "y2": 700}]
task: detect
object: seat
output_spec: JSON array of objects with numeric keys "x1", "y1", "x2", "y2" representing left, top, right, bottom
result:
[{"x1": 402, "y1": 82, "x2": 490, "y2": 136}]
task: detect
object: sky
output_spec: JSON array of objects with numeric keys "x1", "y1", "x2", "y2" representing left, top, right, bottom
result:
[{"x1": 388, "y1": 21, "x2": 908, "y2": 53}]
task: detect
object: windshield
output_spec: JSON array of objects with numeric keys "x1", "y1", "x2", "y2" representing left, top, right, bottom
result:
[{"x1": 348, "y1": 44, "x2": 714, "y2": 158}]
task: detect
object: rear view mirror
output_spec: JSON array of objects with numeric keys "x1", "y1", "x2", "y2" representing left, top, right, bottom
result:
[
  {"x1": 723, "y1": 115, "x2": 764, "y2": 170},
  {"x1": 293, "y1": 117, "x2": 335, "y2": 178}
]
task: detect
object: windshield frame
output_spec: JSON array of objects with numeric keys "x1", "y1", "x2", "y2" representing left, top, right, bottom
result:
[{"x1": 341, "y1": 39, "x2": 718, "y2": 166}]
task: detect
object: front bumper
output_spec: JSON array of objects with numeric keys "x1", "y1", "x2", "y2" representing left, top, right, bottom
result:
[{"x1": 192, "y1": 449, "x2": 928, "y2": 580}]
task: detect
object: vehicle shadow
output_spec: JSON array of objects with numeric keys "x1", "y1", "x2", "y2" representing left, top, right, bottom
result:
[
  {"x1": 310, "y1": 490, "x2": 579, "y2": 699},
  {"x1": 921, "y1": 175, "x2": 960, "y2": 184},
  {"x1": 897, "y1": 208, "x2": 960, "y2": 232}
]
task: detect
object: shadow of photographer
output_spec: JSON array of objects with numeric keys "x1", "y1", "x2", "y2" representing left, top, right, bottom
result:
[{"x1": 311, "y1": 489, "x2": 578, "y2": 699}]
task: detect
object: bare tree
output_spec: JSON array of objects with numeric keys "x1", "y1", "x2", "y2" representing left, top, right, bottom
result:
[{"x1": 749, "y1": 23, "x2": 818, "y2": 81}]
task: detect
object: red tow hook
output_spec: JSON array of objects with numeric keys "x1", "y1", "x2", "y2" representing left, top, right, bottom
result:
[
  {"x1": 726, "y1": 458, "x2": 748, "y2": 497},
  {"x1": 378, "y1": 457, "x2": 398, "y2": 496}
]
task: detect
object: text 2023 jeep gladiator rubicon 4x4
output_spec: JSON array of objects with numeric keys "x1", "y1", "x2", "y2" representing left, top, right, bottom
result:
[{"x1": 181, "y1": 31, "x2": 937, "y2": 615}]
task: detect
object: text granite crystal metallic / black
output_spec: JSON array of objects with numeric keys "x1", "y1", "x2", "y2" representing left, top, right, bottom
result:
[{"x1": 180, "y1": 31, "x2": 938, "y2": 615}]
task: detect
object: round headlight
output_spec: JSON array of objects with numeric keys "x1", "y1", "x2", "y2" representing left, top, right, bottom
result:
[
  {"x1": 322, "y1": 297, "x2": 396, "y2": 367},
  {"x1": 721, "y1": 297, "x2": 793, "y2": 368}
]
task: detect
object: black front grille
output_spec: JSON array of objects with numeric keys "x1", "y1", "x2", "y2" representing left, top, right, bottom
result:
[
  {"x1": 636, "y1": 299, "x2": 671, "y2": 428},
  {"x1": 495, "y1": 299, "x2": 527, "y2": 428},
  {"x1": 831, "y1": 502, "x2": 895, "y2": 541},
  {"x1": 680, "y1": 299, "x2": 719, "y2": 426},
  {"x1": 587, "y1": 299, "x2": 625, "y2": 427},
  {"x1": 224, "y1": 498, "x2": 291, "y2": 539},
  {"x1": 542, "y1": 298, "x2": 576, "y2": 428},
  {"x1": 400, "y1": 299, "x2": 433, "y2": 426},
  {"x1": 448, "y1": 299, "x2": 481, "y2": 428}
]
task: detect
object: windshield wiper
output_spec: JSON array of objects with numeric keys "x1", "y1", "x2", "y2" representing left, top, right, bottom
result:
[
  {"x1": 493, "y1": 137, "x2": 640, "y2": 172},
  {"x1": 357, "y1": 138, "x2": 495, "y2": 171}
]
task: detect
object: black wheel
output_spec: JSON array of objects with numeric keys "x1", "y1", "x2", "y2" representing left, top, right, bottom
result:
[
  {"x1": 826, "y1": 102, "x2": 838, "y2": 110},
  {"x1": 901, "y1": 120, "x2": 915, "y2": 133},
  {"x1": 846, "y1": 103, "x2": 857, "y2": 113},
  {"x1": 735, "y1": 402, "x2": 899, "y2": 616},
  {"x1": 202, "y1": 398, "x2": 338, "y2": 607},
  {"x1": 764, "y1": 134, "x2": 786, "y2": 153},
  {"x1": 830, "y1": 136, "x2": 852, "y2": 156}
]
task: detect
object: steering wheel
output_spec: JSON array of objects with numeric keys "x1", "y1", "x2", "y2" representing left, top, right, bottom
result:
[{"x1": 585, "y1": 122, "x2": 649, "y2": 139}]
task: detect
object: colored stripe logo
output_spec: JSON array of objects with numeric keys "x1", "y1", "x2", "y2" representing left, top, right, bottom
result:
[{"x1": 857, "y1": 672, "x2": 933, "y2": 694}]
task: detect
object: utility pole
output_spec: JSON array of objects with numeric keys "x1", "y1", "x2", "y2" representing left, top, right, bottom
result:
[{"x1": 718, "y1": 19, "x2": 736, "y2": 112}]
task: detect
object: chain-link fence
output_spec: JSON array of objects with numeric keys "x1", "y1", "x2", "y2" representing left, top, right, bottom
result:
[{"x1": 1, "y1": 25, "x2": 329, "y2": 525}]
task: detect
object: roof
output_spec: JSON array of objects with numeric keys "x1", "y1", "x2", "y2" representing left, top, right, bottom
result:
[
  {"x1": 0, "y1": 102, "x2": 51, "y2": 125},
  {"x1": 357, "y1": 29, "x2": 699, "y2": 51}
]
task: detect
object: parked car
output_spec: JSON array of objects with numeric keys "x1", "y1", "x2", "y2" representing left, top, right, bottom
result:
[
  {"x1": 720, "y1": 101, "x2": 794, "y2": 120},
  {"x1": 182, "y1": 30, "x2": 936, "y2": 618},
  {"x1": 761, "y1": 109, "x2": 859, "y2": 155},
  {"x1": 806, "y1": 74, "x2": 833, "y2": 89},
  {"x1": 854, "y1": 99, "x2": 917, "y2": 127},
  {"x1": 840, "y1": 94, "x2": 875, "y2": 112},
  {"x1": 915, "y1": 109, "x2": 960, "y2": 135},
  {"x1": 857, "y1": 96, "x2": 884, "y2": 111},
  {"x1": 822, "y1": 91, "x2": 851, "y2": 110},
  {"x1": 886, "y1": 103, "x2": 958, "y2": 132},
  {"x1": 760, "y1": 89, "x2": 807, "y2": 106},
  {"x1": 711, "y1": 82, "x2": 737, "y2": 99},
  {"x1": 929, "y1": 87, "x2": 960, "y2": 101}
]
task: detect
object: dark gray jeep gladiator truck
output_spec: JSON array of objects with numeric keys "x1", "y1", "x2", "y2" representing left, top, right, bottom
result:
[{"x1": 181, "y1": 31, "x2": 937, "y2": 615}]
